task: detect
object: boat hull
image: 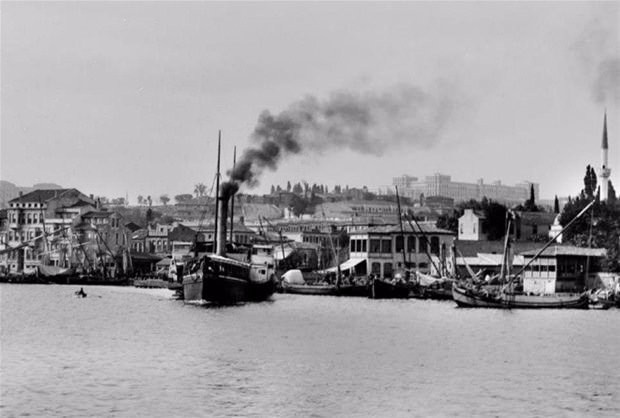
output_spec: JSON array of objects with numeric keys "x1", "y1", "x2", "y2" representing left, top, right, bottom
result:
[
  {"x1": 370, "y1": 278, "x2": 410, "y2": 299},
  {"x1": 183, "y1": 273, "x2": 275, "y2": 304},
  {"x1": 452, "y1": 284, "x2": 589, "y2": 309},
  {"x1": 281, "y1": 282, "x2": 369, "y2": 297}
]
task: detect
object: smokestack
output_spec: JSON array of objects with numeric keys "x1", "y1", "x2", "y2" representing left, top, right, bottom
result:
[
  {"x1": 217, "y1": 182, "x2": 239, "y2": 256},
  {"x1": 216, "y1": 195, "x2": 228, "y2": 257}
]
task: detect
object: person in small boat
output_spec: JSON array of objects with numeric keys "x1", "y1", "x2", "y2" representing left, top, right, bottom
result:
[{"x1": 75, "y1": 288, "x2": 87, "y2": 297}]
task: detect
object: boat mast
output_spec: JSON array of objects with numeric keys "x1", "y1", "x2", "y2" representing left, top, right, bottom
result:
[
  {"x1": 229, "y1": 146, "x2": 236, "y2": 243},
  {"x1": 509, "y1": 200, "x2": 595, "y2": 285},
  {"x1": 404, "y1": 213, "x2": 441, "y2": 275},
  {"x1": 213, "y1": 130, "x2": 221, "y2": 254},
  {"x1": 499, "y1": 214, "x2": 512, "y2": 285},
  {"x1": 395, "y1": 186, "x2": 409, "y2": 271}
]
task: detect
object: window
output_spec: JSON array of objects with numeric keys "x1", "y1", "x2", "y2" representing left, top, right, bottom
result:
[
  {"x1": 369, "y1": 239, "x2": 381, "y2": 253},
  {"x1": 430, "y1": 237, "x2": 440, "y2": 255},
  {"x1": 381, "y1": 240, "x2": 391, "y2": 254},
  {"x1": 395, "y1": 236, "x2": 404, "y2": 252},
  {"x1": 407, "y1": 236, "x2": 416, "y2": 253},
  {"x1": 371, "y1": 262, "x2": 381, "y2": 275},
  {"x1": 419, "y1": 239, "x2": 427, "y2": 253},
  {"x1": 362, "y1": 240, "x2": 367, "y2": 252},
  {"x1": 383, "y1": 263, "x2": 393, "y2": 278}
]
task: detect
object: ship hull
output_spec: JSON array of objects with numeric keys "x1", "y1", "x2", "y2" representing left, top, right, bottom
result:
[
  {"x1": 370, "y1": 278, "x2": 410, "y2": 299},
  {"x1": 281, "y1": 283, "x2": 369, "y2": 297},
  {"x1": 183, "y1": 272, "x2": 275, "y2": 304},
  {"x1": 452, "y1": 284, "x2": 589, "y2": 309}
]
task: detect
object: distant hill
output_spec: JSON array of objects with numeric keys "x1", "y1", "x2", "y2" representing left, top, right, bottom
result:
[{"x1": 0, "y1": 180, "x2": 63, "y2": 208}]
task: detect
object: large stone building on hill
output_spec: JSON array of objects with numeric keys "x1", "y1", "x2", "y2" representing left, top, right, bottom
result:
[{"x1": 393, "y1": 173, "x2": 538, "y2": 206}]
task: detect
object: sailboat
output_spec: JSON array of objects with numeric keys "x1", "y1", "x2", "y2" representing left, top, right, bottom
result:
[
  {"x1": 182, "y1": 133, "x2": 276, "y2": 304},
  {"x1": 452, "y1": 201, "x2": 594, "y2": 309}
]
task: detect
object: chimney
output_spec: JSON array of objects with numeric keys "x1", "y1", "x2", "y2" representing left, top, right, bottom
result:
[
  {"x1": 19, "y1": 191, "x2": 23, "y2": 197},
  {"x1": 90, "y1": 194, "x2": 94, "y2": 200},
  {"x1": 216, "y1": 195, "x2": 228, "y2": 256}
]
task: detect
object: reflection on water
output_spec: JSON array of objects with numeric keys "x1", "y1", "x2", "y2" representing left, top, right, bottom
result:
[{"x1": 2, "y1": 284, "x2": 620, "y2": 417}]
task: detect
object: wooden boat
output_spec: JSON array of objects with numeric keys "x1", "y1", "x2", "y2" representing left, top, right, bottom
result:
[
  {"x1": 281, "y1": 281, "x2": 338, "y2": 295},
  {"x1": 370, "y1": 277, "x2": 411, "y2": 299},
  {"x1": 452, "y1": 283, "x2": 589, "y2": 309},
  {"x1": 452, "y1": 201, "x2": 595, "y2": 310},
  {"x1": 280, "y1": 269, "x2": 369, "y2": 297}
]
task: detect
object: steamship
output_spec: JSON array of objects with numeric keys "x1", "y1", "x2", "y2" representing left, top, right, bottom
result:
[{"x1": 182, "y1": 190, "x2": 276, "y2": 305}]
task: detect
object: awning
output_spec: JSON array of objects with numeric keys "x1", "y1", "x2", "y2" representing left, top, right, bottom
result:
[{"x1": 323, "y1": 258, "x2": 366, "y2": 273}]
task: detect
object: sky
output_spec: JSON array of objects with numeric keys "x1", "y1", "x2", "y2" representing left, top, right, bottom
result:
[{"x1": 1, "y1": 1, "x2": 619, "y2": 203}]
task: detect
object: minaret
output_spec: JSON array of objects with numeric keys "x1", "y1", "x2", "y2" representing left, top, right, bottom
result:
[{"x1": 600, "y1": 112, "x2": 611, "y2": 201}]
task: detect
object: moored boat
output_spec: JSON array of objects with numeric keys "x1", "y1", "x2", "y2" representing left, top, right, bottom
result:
[
  {"x1": 452, "y1": 201, "x2": 596, "y2": 310},
  {"x1": 370, "y1": 277, "x2": 411, "y2": 299},
  {"x1": 452, "y1": 283, "x2": 590, "y2": 309}
]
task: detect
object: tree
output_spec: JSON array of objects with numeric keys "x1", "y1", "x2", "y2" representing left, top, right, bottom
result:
[
  {"x1": 174, "y1": 194, "x2": 193, "y2": 204},
  {"x1": 292, "y1": 182, "x2": 303, "y2": 194},
  {"x1": 137, "y1": 195, "x2": 144, "y2": 205},
  {"x1": 194, "y1": 183, "x2": 207, "y2": 197},
  {"x1": 270, "y1": 185, "x2": 276, "y2": 195},
  {"x1": 608, "y1": 180, "x2": 617, "y2": 204},
  {"x1": 111, "y1": 197, "x2": 126, "y2": 206},
  {"x1": 286, "y1": 181, "x2": 291, "y2": 192},
  {"x1": 160, "y1": 194, "x2": 170, "y2": 206},
  {"x1": 583, "y1": 165, "x2": 597, "y2": 199},
  {"x1": 554, "y1": 195, "x2": 560, "y2": 214}
]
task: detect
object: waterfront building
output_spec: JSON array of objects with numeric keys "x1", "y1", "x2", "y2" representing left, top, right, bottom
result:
[
  {"x1": 599, "y1": 113, "x2": 612, "y2": 201},
  {"x1": 74, "y1": 209, "x2": 134, "y2": 276},
  {"x1": 394, "y1": 173, "x2": 538, "y2": 206},
  {"x1": 520, "y1": 245, "x2": 607, "y2": 294},
  {"x1": 3, "y1": 189, "x2": 95, "y2": 273},
  {"x1": 348, "y1": 223, "x2": 454, "y2": 278}
]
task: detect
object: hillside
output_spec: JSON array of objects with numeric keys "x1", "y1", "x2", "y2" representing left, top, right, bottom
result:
[{"x1": 0, "y1": 180, "x2": 63, "y2": 208}]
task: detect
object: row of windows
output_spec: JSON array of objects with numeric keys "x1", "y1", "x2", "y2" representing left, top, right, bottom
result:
[
  {"x1": 352, "y1": 236, "x2": 440, "y2": 254},
  {"x1": 10, "y1": 202, "x2": 43, "y2": 208},
  {"x1": 9, "y1": 212, "x2": 42, "y2": 225},
  {"x1": 7, "y1": 229, "x2": 43, "y2": 241}
]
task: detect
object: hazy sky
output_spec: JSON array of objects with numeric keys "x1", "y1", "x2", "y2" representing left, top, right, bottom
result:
[{"x1": 1, "y1": 1, "x2": 619, "y2": 202}]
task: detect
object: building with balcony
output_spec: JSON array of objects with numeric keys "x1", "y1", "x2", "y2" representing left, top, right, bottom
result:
[{"x1": 348, "y1": 222, "x2": 455, "y2": 278}]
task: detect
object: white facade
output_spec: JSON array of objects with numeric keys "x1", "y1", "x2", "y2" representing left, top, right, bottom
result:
[
  {"x1": 395, "y1": 173, "x2": 538, "y2": 205},
  {"x1": 458, "y1": 209, "x2": 486, "y2": 241}
]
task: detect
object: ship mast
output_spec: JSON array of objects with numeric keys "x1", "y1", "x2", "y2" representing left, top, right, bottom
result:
[
  {"x1": 229, "y1": 146, "x2": 236, "y2": 243},
  {"x1": 213, "y1": 130, "x2": 221, "y2": 254},
  {"x1": 395, "y1": 186, "x2": 409, "y2": 271}
]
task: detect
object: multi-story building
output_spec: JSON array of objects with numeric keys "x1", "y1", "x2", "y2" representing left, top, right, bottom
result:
[
  {"x1": 394, "y1": 173, "x2": 538, "y2": 206},
  {"x1": 348, "y1": 223, "x2": 455, "y2": 278},
  {"x1": 3, "y1": 189, "x2": 95, "y2": 273},
  {"x1": 74, "y1": 209, "x2": 133, "y2": 276}
]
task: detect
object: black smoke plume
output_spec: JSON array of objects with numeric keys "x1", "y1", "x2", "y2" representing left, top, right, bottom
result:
[{"x1": 228, "y1": 83, "x2": 457, "y2": 188}]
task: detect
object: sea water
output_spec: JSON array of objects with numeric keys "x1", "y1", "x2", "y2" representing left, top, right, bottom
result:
[{"x1": 1, "y1": 284, "x2": 619, "y2": 417}]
